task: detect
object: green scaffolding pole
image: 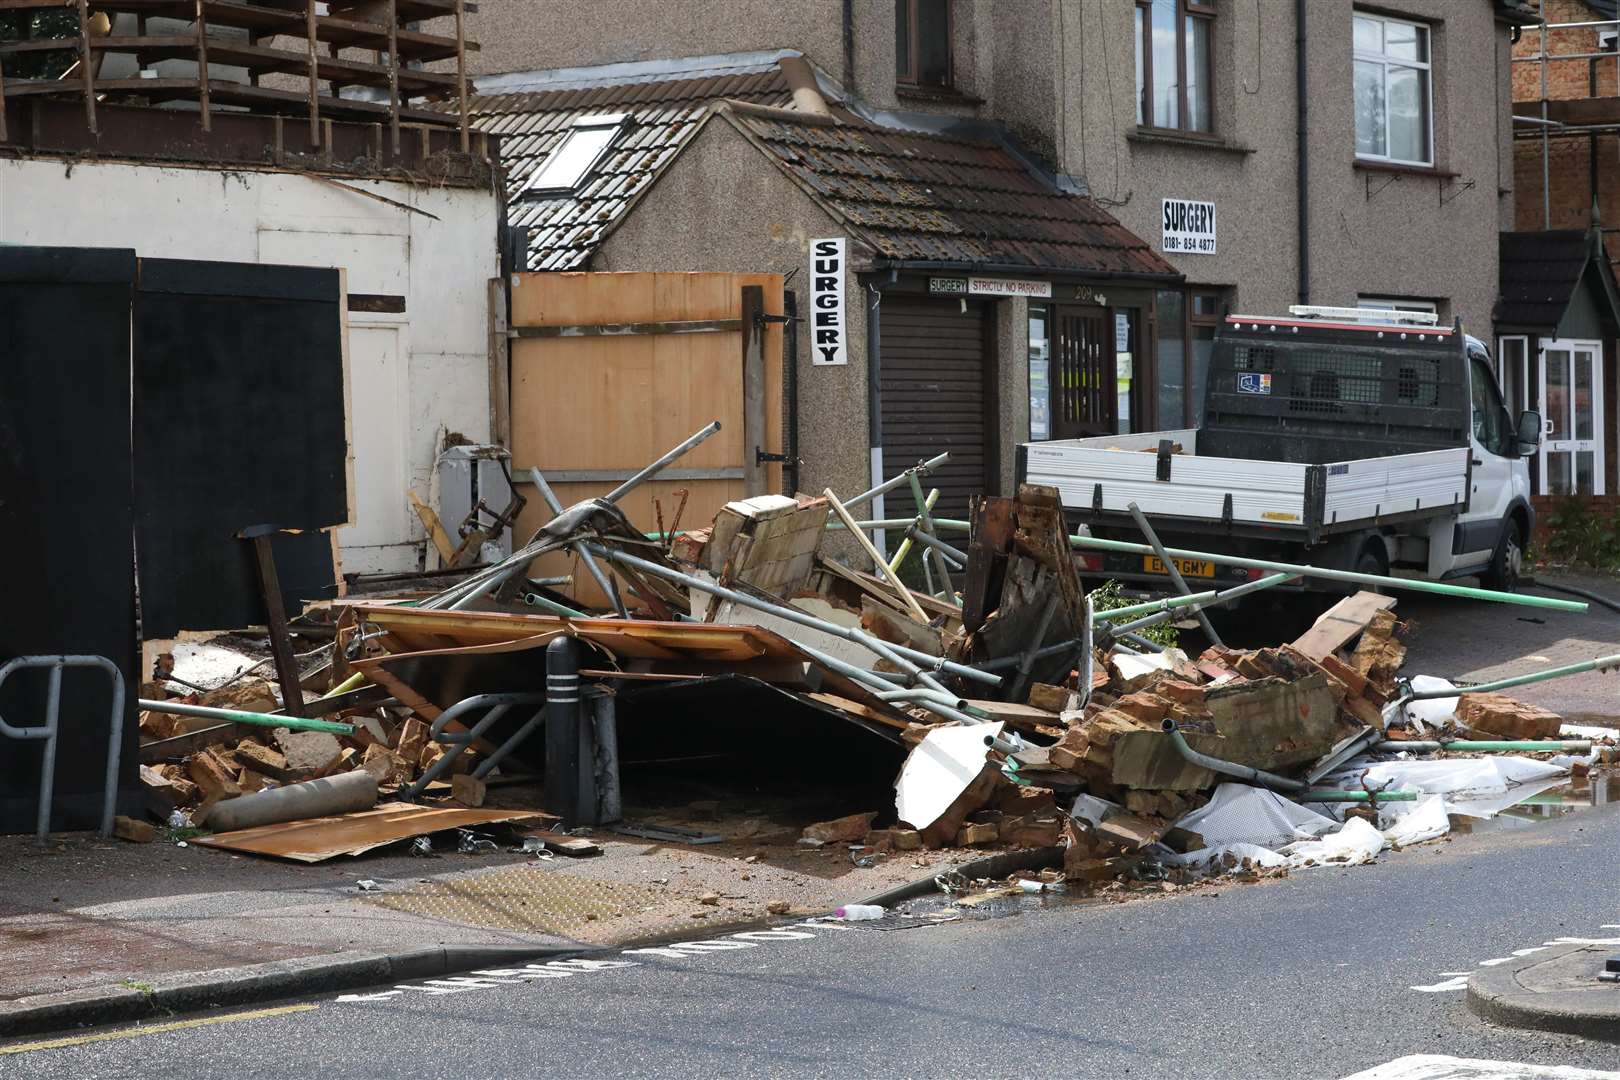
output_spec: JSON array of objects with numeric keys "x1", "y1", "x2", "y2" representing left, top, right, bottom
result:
[
  {"x1": 138, "y1": 698, "x2": 355, "y2": 735},
  {"x1": 1406, "y1": 653, "x2": 1620, "y2": 699},
  {"x1": 896, "y1": 518, "x2": 1586, "y2": 614}
]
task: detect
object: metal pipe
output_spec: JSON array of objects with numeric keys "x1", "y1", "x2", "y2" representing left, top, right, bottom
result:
[
  {"x1": 138, "y1": 698, "x2": 355, "y2": 735},
  {"x1": 789, "y1": 640, "x2": 985, "y2": 725},
  {"x1": 887, "y1": 487, "x2": 940, "y2": 574},
  {"x1": 1092, "y1": 590, "x2": 1218, "y2": 623},
  {"x1": 904, "y1": 526, "x2": 967, "y2": 567},
  {"x1": 581, "y1": 541, "x2": 1002, "y2": 687},
  {"x1": 603, "y1": 420, "x2": 722, "y2": 505},
  {"x1": 523, "y1": 592, "x2": 588, "y2": 617},
  {"x1": 837, "y1": 452, "x2": 950, "y2": 515},
  {"x1": 1375, "y1": 739, "x2": 1594, "y2": 753},
  {"x1": 1007, "y1": 592, "x2": 1062, "y2": 704},
  {"x1": 522, "y1": 465, "x2": 625, "y2": 617},
  {"x1": 1129, "y1": 502, "x2": 1222, "y2": 647},
  {"x1": 908, "y1": 518, "x2": 1588, "y2": 612},
  {"x1": 825, "y1": 486, "x2": 930, "y2": 623},
  {"x1": 1162, "y1": 718, "x2": 1307, "y2": 793},
  {"x1": 1101, "y1": 573, "x2": 1299, "y2": 639},
  {"x1": 1295, "y1": 0, "x2": 1310, "y2": 304},
  {"x1": 1031, "y1": 530, "x2": 1589, "y2": 613},
  {"x1": 1407, "y1": 652, "x2": 1620, "y2": 698},
  {"x1": 906, "y1": 472, "x2": 957, "y2": 599},
  {"x1": 1300, "y1": 789, "x2": 1420, "y2": 803}
]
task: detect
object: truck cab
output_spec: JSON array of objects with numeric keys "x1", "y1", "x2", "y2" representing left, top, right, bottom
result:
[{"x1": 1020, "y1": 306, "x2": 1542, "y2": 594}]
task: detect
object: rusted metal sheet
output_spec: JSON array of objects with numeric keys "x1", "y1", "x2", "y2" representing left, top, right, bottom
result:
[{"x1": 193, "y1": 802, "x2": 553, "y2": 863}]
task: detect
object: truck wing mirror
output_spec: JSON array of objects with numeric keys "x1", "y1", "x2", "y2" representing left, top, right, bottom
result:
[{"x1": 1516, "y1": 410, "x2": 1541, "y2": 456}]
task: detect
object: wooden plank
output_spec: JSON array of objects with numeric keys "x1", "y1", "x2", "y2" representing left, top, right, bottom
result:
[
  {"x1": 741, "y1": 284, "x2": 766, "y2": 496},
  {"x1": 454, "y1": 0, "x2": 467, "y2": 152},
  {"x1": 75, "y1": 0, "x2": 96, "y2": 133},
  {"x1": 194, "y1": 0, "x2": 211, "y2": 130},
  {"x1": 304, "y1": 0, "x2": 319, "y2": 145},
  {"x1": 1290, "y1": 591, "x2": 1398, "y2": 661},
  {"x1": 408, "y1": 490, "x2": 457, "y2": 566},
  {"x1": 249, "y1": 532, "x2": 305, "y2": 717},
  {"x1": 193, "y1": 802, "x2": 549, "y2": 862},
  {"x1": 385, "y1": 0, "x2": 399, "y2": 156},
  {"x1": 488, "y1": 277, "x2": 510, "y2": 448}
]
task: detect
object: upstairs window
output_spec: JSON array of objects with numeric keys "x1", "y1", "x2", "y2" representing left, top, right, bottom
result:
[
  {"x1": 526, "y1": 113, "x2": 625, "y2": 195},
  {"x1": 1135, "y1": 0, "x2": 1214, "y2": 133},
  {"x1": 895, "y1": 0, "x2": 952, "y2": 89},
  {"x1": 1353, "y1": 12, "x2": 1432, "y2": 166}
]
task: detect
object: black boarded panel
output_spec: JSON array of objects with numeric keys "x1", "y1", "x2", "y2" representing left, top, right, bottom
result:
[
  {"x1": 134, "y1": 259, "x2": 347, "y2": 637},
  {"x1": 0, "y1": 247, "x2": 141, "y2": 832}
]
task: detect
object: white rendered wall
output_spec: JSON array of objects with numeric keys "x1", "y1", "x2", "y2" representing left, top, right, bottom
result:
[{"x1": 0, "y1": 157, "x2": 500, "y2": 574}]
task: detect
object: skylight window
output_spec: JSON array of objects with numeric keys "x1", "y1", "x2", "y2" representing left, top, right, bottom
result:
[{"x1": 526, "y1": 113, "x2": 626, "y2": 195}]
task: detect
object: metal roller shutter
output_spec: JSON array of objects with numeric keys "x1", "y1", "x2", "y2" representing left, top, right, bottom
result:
[{"x1": 879, "y1": 295, "x2": 991, "y2": 524}]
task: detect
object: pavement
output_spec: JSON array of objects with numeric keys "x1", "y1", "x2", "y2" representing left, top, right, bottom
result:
[
  {"x1": 0, "y1": 810, "x2": 980, "y2": 1035},
  {"x1": 2, "y1": 797, "x2": 1617, "y2": 1077},
  {"x1": 1392, "y1": 569, "x2": 1620, "y2": 720}
]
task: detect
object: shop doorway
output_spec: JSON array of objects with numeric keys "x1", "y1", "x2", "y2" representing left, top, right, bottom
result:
[{"x1": 1050, "y1": 304, "x2": 1115, "y2": 439}]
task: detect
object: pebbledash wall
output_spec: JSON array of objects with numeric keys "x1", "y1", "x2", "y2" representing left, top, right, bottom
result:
[{"x1": 0, "y1": 157, "x2": 502, "y2": 575}]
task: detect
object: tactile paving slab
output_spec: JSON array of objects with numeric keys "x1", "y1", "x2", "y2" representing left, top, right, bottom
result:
[{"x1": 366, "y1": 866, "x2": 668, "y2": 936}]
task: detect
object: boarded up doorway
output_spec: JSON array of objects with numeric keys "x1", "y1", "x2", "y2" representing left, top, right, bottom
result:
[{"x1": 509, "y1": 272, "x2": 785, "y2": 607}]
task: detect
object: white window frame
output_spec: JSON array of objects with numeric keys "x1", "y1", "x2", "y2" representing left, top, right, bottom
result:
[
  {"x1": 1495, "y1": 333, "x2": 1530, "y2": 417},
  {"x1": 1357, "y1": 295, "x2": 1438, "y2": 315},
  {"x1": 1352, "y1": 12, "x2": 1434, "y2": 168},
  {"x1": 1538, "y1": 337, "x2": 1606, "y2": 496},
  {"x1": 525, "y1": 113, "x2": 626, "y2": 196}
]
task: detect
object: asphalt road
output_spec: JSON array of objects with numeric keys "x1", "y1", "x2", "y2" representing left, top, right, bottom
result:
[{"x1": 6, "y1": 801, "x2": 1618, "y2": 1079}]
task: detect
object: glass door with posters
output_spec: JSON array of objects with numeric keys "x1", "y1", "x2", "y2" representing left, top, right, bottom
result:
[{"x1": 1539, "y1": 339, "x2": 1605, "y2": 496}]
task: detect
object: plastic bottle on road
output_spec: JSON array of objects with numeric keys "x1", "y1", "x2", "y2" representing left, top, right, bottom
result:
[{"x1": 834, "y1": 904, "x2": 884, "y2": 921}]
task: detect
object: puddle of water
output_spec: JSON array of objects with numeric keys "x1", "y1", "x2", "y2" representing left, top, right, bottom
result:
[{"x1": 1449, "y1": 769, "x2": 1616, "y2": 834}]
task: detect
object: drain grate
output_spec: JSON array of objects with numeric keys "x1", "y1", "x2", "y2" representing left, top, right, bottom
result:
[{"x1": 366, "y1": 867, "x2": 667, "y2": 935}]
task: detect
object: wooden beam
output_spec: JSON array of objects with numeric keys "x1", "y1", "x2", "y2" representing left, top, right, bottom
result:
[
  {"x1": 0, "y1": 56, "x2": 8, "y2": 143},
  {"x1": 385, "y1": 0, "x2": 399, "y2": 157},
  {"x1": 246, "y1": 531, "x2": 306, "y2": 717},
  {"x1": 75, "y1": 0, "x2": 96, "y2": 133},
  {"x1": 193, "y1": 0, "x2": 210, "y2": 130},
  {"x1": 454, "y1": 0, "x2": 467, "y2": 152},
  {"x1": 741, "y1": 285, "x2": 766, "y2": 497},
  {"x1": 488, "y1": 277, "x2": 511, "y2": 448},
  {"x1": 304, "y1": 0, "x2": 319, "y2": 146}
]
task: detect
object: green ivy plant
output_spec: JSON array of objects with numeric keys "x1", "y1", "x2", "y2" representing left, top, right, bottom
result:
[
  {"x1": 1540, "y1": 498, "x2": 1620, "y2": 571},
  {"x1": 1088, "y1": 579, "x2": 1181, "y2": 649}
]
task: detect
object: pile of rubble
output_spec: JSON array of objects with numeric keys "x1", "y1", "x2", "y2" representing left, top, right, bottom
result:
[{"x1": 127, "y1": 426, "x2": 1615, "y2": 899}]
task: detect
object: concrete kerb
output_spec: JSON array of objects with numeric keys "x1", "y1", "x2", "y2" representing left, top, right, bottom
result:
[
  {"x1": 0, "y1": 944, "x2": 593, "y2": 1040},
  {"x1": 857, "y1": 845, "x2": 1065, "y2": 908},
  {"x1": 1466, "y1": 942, "x2": 1620, "y2": 1042}
]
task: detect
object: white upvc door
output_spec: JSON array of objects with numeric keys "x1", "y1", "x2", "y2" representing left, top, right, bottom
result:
[{"x1": 1538, "y1": 338, "x2": 1605, "y2": 496}]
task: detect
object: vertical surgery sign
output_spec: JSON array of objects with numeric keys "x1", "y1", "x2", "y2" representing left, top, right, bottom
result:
[{"x1": 809, "y1": 237, "x2": 848, "y2": 366}]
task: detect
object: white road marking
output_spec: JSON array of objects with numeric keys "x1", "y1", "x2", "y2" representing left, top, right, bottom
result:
[
  {"x1": 333, "y1": 923, "x2": 833, "y2": 1006},
  {"x1": 1409, "y1": 929, "x2": 1613, "y2": 994},
  {"x1": 1347, "y1": 1062, "x2": 1620, "y2": 1075},
  {"x1": 1409, "y1": 974, "x2": 1471, "y2": 993},
  {"x1": 1341, "y1": 1056, "x2": 1620, "y2": 1079}
]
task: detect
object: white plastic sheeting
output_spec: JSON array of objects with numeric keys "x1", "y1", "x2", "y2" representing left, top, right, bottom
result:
[
  {"x1": 1170, "y1": 783, "x2": 1338, "y2": 848},
  {"x1": 1317, "y1": 755, "x2": 1568, "y2": 819},
  {"x1": 1380, "y1": 794, "x2": 1450, "y2": 847},
  {"x1": 1393, "y1": 675, "x2": 1461, "y2": 731}
]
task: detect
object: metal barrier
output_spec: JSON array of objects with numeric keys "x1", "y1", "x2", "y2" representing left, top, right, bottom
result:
[
  {"x1": 0, "y1": 655, "x2": 127, "y2": 841},
  {"x1": 399, "y1": 692, "x2": 548, "y2": 802}
]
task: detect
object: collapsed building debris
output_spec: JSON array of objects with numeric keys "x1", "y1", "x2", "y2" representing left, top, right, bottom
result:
[{"x1": 121, "y1": 424, "x2": 1618, "y2": 907}]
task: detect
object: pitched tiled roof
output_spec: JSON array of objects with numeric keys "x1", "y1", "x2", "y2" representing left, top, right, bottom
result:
[
  {"x1": 468, "y1": 68, "x2": 791, "y2": 270},
  {"x1": 1497, "y1": 229, "x2": 1602, "y2": 329},
  {"x1": 719, "y1": 104, "x2": 1179, "y2": 279}
]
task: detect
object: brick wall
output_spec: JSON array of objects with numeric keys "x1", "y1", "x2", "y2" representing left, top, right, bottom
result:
[
  {"x1": 1531, "y1": 493, "x2": 1620, "y2": 549},
  {"x1": 1512, "y1": 0, "x2": 1620, "y2": 102}
]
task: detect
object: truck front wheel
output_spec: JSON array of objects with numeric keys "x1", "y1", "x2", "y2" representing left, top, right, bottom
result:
[{"x1": 1481, "y1": 518, "x2": 1523, "y2": 593}]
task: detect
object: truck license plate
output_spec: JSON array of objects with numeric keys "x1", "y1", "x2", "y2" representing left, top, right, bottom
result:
[{"x1": 1144, "y1": 556, "x2": 1215, "y2": 578}]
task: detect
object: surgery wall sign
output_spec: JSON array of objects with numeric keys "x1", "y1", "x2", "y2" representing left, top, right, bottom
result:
[
  {"x1": 809, "y1": 237, "x2": 848, "y2": 366},
  {"x1": 1162, "y1": 198, "x2": 1216, "y2": 255}
]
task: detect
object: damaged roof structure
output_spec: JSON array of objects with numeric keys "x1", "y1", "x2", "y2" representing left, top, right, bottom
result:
[{"x1": 469, "y1": 49, "x2": 1175, "y2": 281}]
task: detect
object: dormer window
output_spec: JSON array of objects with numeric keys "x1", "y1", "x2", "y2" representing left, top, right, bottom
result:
[
  {"x1": 895, "y1": 0, "x2": 952, "y2": 89},
  {"x1": 525, "y1": 113, "x2": 626, "y2": 195}
]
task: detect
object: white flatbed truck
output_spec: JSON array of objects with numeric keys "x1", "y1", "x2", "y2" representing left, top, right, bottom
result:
[{"x1": 1019, "y1": 307, "x2": 1543, "y2": 594}]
